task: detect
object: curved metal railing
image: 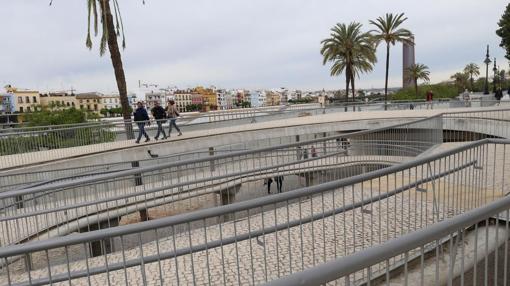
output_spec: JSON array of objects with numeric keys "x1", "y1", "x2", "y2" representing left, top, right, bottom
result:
[{"x1": 0, "y1": 107, "x2": 509, "y2": 285}]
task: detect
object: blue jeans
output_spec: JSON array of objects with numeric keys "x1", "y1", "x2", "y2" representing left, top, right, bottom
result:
[
  {"x1": 136, "y1": 122, "x2": 149, "y2": 142},
  {"x1": 155, "y1": 121, "x2": 167, "y2": 139},
  {"x1": 168, "y1": 119, "x2": 181, "y2": 134}
]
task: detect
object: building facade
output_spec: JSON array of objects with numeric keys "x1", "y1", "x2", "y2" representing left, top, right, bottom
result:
[
  {"x1": 5, "y1": 85, "x2": 40, "y2": 113},
  {"x1": 101, "y1": 94, "x2": 121, "y2": 110},
  {"x1": 0, "y1": 93, "x2": 15, "y2": 114},
  {"x1": 76, "y1": 92, "x2": 104, "y2": 113},
  {"x1": 195, "y1": 87, "x2": 218, "y2": 111},
  {"x1": 145, "y1": 91, "x2": 167, "y2": 111},
  {"x1": 173, "y1": 89, "x2": 193, "y2": 112},
  {"x1": 265, "y1": 91, "x2": 281, "y2": 106},
  {"x1": 250, "y1": 90, "x2": 266, "y2": 108},
  {"x1": 39, "y1": 92, "x2": 77, "y2": 109}
]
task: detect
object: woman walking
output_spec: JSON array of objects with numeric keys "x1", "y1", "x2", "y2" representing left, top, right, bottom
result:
[
  {"x1": 166, "y1": 100, "x2": 182, "y2": 137},
  {"x1": 133, "y1": 102, "x2": 150, "y2": 143}
]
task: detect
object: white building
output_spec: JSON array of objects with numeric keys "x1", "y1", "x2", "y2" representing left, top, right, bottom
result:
[
  {"x1": 279, "y1": 87, "x2": 289, "y2": 105},
  {"x1": 101, "y1": 94, "x2": 121, "y2": 110},
  {"x1": 217, "y1": 89, "x2": 234, "y2": 110},
  {"x1": 250, "y1": 90, "x2": 266, "y2": 108}
]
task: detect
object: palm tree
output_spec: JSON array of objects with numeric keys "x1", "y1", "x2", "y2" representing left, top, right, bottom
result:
[
  {"x1": 463, "y1": 63, "x2": 480, "y2": 91},
  {"x1": 370, "y1": 13, "x2": 413, "y2": 109},
  {"x1": 405, "y1": 63, "x2": 430, "y2": 97},
  {"x1": 321, "y1": 22, "x2": 377, "y2": 104},
  {"x1": 450, "y1": 72, "x2": 469, "y2": 92},
  {"x1": 83, "y1": 0, "x2": 134, "y2": 138}
]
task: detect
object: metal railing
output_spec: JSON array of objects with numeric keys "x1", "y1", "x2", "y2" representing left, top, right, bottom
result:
[
  {"x1": 1, "y1": 99, "x2": 508, "y2": 157},
  {"x1": 0, "y1": 138, "x2": 508, "y2": 285},
  {"x1": 0, "y1": 114, "x2": 442, "y2": 247},
  {"x1": 0, "y1": 105, "x2": 509, "y2": 285},
  {"x1": 0, "y1": 114, "x2": 432, "y2": 193},
  {"x1": 2, "y1": 106, "x2": 508, "y2": 195}
]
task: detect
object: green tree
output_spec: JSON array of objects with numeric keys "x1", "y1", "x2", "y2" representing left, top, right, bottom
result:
[
  {"x1": 100, "y1": 108, "x2": 109, "y2": 117},
  {"x1": 186, "y1": 104, "x2": 202, "y2": 112},
  {"x1": 497, "y1": 3, "x2": 510, "y2": 61},
  {"x1": 393, "y1": 83, "x2": 458, "y2": 100},
  {"x1": 25, "y1": 107, "x2": 87, "y2": 126},
  {"x1": 321, "y1": 22, "x2": 377, "y2": 103},
  {"x1": 0, "y1": 107, "x2": 116, "y2": 156},
  {"x1": 370, "y1": 13, "x2": 413, "y2": 108},
  {"x1": 463, "y1": 63, "x2": 480, "y2": 91},
  {"x1": 404, "y1": 63, "x2": 430, "y2": 97},
  {"x1": 450, "y1": 72, "x2": 470, "y2": 92}
]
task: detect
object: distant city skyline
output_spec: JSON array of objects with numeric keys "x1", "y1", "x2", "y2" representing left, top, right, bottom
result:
[{"x1": 1, "y1": 0, "x2": 508, "y2": 93}]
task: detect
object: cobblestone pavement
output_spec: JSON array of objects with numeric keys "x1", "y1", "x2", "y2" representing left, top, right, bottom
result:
[
  {"x1": 2, "y1": 137, "x2": 509, "y2": 284},
  {"x1": 1, "y1": 166, "x2": 503, "y2": 286},
  {"x1": 0, "y1": 152, "x2": 410, "y2": 247}
]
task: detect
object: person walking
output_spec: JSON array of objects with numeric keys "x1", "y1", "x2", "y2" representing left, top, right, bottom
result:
[
  {"x1": 166, "y1": 100, "x2": 182, "y2": 137},
  {"x1": 151, "y1": 101, "x2": 167, "y2": 140},
  {"x1": 426, "y1": 90, "x2": 434, "y2": 109},
  {"x1": 133, "y1": 102, "x2": 150, "y2": 144},
  {"x1": 495, "y1": 87, "x2": 503, "y2": 105},
  {"x1": 275, "y1": 175, "x2": 284, "y2": 193},
  {"x1": 462, "y1": 89, "x2": 470, "y2": 107},
  {"x1": 264, "y1": 177, "x2": 273, "y2": 194},
  {"x1": 311, "y1": 145, "x2": 317, "y2": 157}
]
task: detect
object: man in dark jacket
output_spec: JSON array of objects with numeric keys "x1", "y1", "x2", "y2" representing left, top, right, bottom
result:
[
  {"x1": 133, "y1": 102, "x2": 150, "y2": 143},
  {"x1": 151, "y1": 101, "x2": 167, "y2": 140}
]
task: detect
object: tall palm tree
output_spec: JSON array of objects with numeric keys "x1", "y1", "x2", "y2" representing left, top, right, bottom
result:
[
  {"x1": 463, "y1": 63, "x2": 480, "y2": 91},
  {"x1": 405, "y1": 63, "x2": 430, "y2": 97},
  {"x1": 370, "y1": 13, "x2": 413, "y2": 109},
  {"x1": 321, "y1": 22, "x2": 377, "y2": 104},
  {"x1": 83, "y1": 0, "x2": 134, "y2": 138}
]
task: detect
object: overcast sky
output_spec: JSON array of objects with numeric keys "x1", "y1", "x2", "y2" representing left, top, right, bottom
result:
[{"x1": 1, "y1": 0, "x2": 509, "y2": 93}]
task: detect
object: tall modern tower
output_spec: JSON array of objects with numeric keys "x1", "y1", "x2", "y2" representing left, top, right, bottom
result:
[{"x1": 402, "y1": 36, "x2": 415, "y2": 89}]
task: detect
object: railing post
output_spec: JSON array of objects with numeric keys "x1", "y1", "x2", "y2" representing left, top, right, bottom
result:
[
  {"x1": 131, "y1": 161, "x2": 148, "y2": 221},
  {"x1": 209, "y1": 147, "x2": 215, "y2": 172}
]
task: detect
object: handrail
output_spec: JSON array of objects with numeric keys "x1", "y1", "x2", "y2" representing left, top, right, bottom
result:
[
  {"x1": 0, "y1": 113, "x2": 442, "y2": 198},
  {"x1": 0, "y1": 99, "x2": 504, "y2": 133},
  {"x1": 0, "y1": 138, "x2": 503, "y2": 258},
  {"x1": 264, "y1": 183, "x2": 510, "y2": 286}
]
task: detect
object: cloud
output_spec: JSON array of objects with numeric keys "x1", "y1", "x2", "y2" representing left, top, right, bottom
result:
[{"x1": 1, "y1": 0, "x2": 508, "y2": 93}]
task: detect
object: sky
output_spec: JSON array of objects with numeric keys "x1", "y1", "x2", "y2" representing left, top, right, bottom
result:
[{"x1": 1, "y1": 0, "x2": 509, "y2": 94}]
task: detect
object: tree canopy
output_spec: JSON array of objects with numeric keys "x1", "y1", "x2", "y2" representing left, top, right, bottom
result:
[{"x1": 497, "y1": 3, "x2": 510, "y2": 61}]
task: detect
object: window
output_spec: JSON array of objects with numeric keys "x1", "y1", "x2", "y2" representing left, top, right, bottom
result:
[
  {"x1": 19, "y1": 106, "x2": 23, "y2": 112},
  {"x1": 72, "y1": 102, "x2": 75, "y2": 107},
  {"x1": 94, "y1": 104, "x2": 98, "y2": 111},
  {"x1": 67, "y1": 102, "x2": 70, "y2": 107},
  {"x1": 86, "y1": 99, "x2": 90, "y2": 103},
  {"x1": 26, "y1": 96, "x2": 30, "y2": 103},
  {"x1": 27, "y1": 107, "x2": 31, "y2": 112},
  {"x1": 80, "y1": 105, "x2": 84, "y2": 109},
  {"x1": 18, "y1": 97, "x2": 23, "y2": 103},
  {"x1": 33, "y1": 96, "x2": 37, "y2": 103}
]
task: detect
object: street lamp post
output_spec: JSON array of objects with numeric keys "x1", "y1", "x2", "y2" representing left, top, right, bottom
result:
[
  {"x1": 484, "y1": 45, "x2": 492, "y2": 95},
  {"x1": 493, "y1": 58, "x2": 498, "y2": 93}
]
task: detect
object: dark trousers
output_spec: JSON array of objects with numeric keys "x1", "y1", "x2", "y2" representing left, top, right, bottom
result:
[
  {"x1": 155, "y1": 121, "x2": 167, "y2": 139},
  {"x1": 267, "y1": 180, "x2": 272, "y2": 194},
  {"x1": 169, "y1": 119, "x2": 181, "y2": 134},
  {"x1": 136, "y1": 123, "x2": 149, "y2": 142},
  {"x1": 275, "y1": 177, "x2": 283, "y2": 193}
]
